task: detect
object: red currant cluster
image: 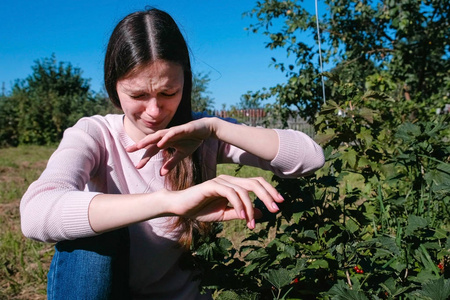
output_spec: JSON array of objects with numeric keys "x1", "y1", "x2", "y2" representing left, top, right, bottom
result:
[
  {"x1": 353, "y1": 265, "x2": 364, "y2": 274},
  {"x1": 438, "y1": 263, "x2": 444, "y2": 271}
]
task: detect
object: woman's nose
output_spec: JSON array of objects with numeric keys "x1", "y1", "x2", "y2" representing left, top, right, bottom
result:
[{"x1": 145, "y1": 98, "x2": 162, "y2": 117}]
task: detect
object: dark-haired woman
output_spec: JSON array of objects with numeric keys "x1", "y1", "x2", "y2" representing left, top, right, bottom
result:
[{"x1": 20, "y1": 8, "x2": 324, "y2": 299}]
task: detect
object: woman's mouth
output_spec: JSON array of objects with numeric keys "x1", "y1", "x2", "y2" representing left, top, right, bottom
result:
[{"x1": 141, "y1": 118, "x2": 163, "y2": 128}]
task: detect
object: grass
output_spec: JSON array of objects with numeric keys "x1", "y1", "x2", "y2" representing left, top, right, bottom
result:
[
  {"x1": 0, "y1": 145, "x2": 274, "y2": 299},
  {"x1": 0, "y1": 145, "x2": 56, "y2": 299}
]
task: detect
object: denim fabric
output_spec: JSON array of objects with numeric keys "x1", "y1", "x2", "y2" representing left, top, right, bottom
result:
[{"x1": 47, "y1": 228, "x2": 130, "y2": 300}]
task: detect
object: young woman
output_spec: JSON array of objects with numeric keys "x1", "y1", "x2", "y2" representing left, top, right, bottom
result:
[{"x1": 20, "y1": 8, "x2": 325, "y2": 300}]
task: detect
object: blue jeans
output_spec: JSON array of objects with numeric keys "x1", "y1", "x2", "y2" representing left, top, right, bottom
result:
[{"x1": 47, "y1": 228, "x2": 130, "y2": 300}]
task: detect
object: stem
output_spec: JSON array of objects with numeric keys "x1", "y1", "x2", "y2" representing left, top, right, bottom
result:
[
  {"x1": 377, "y1": 185, "x2": 386, "y2": 232},
  {"x1": 346, "y1": 269, "x2": 353, "y2": 288}
]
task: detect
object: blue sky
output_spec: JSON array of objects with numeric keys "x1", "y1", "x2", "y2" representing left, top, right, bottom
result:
[{"x1": 0, "y1": 0, "x2": 323, "y2": 109}]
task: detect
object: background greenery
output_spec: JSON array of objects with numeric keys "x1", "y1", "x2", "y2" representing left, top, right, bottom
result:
[
  {"x1": 192, "y1": 0, "x2": 449, "y2": 299},
  {"x1": 0, "y1": 0, "x2": 449, "y2": 299}
]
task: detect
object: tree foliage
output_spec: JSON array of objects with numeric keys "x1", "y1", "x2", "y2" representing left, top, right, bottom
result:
[
  {"x1": 191, "y1": 1, "x2": 450, "y2": 299},
  {"x1": 0, "y1": 57, "x2": 216, "y2": 147},
  {"x1": 192, "y1": 71, "x2": 215, "y2": 112},
  {"x1": 1, "y1": 55, "x2": 117, "y2": 146},
  {"x1": 242, "y1": 0, "x2": 449, "y2": 123}
]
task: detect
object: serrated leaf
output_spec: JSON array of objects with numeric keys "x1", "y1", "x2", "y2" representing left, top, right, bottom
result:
[
  {"x1": 309, "y1": 259, "x2": 329, "y2": 269},
  {"x1": 341, "y1": 148, "x2": 357, "y2": 169},
  {"x1": 395, "y1": 122, "x2": 421, "y2": 142},
  {"x1": 217, "y1": 290, "x2": 259, "y2": 300},
  {"x1": 361, "y1": 90, "x2": 395, "y2": 102},
  {"x1": 414, "y1": 277, "x2": 450, "y2": 300},
  {"x1": 405, "y1": 215, "x2": 428, "y2": 236},
  {"x1": 263, "y1": 268, "x2": 293, "y2": 289},
  {"x1": 424, "y1": 163, "x2": 450, "y2": 187},
  {"x1": 358, "y1": 107, "x2": 375, "y2": 124},
  {"x1": 328, "y1": 280, "x2": 369, "y2": 300},
  {"x1": 244, "y1": 248, "x2": 268, "y2": 261},
  {"x1": 315, "y1": 128, "x2": 336, "y2": 144},
  {"x1": 379, "y1": 277, "x2": 410, "y2": 297}
]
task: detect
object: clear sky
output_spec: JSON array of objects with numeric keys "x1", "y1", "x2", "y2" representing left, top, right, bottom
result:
[{"x1": 0, "y1": 0, "x2": 322, "y2": 109}]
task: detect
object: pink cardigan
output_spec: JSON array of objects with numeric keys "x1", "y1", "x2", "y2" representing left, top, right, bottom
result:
[{"x1": 20, "y1": 114, "x2": 324, "y2": 299}]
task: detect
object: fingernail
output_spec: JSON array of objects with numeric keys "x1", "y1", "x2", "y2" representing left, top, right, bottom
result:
[
  {"x1": 272, "y1": 202, "x2": 279, "y2": 211},
  {"x1": 240, "y1": 210, "x2": 246, "y2": 219},
  {"x1": 251, "y1": 219, "x2": 255, "y2": 229},
  {"x1": 278, "y1": 193, "x2": 284, "y2": 201}
]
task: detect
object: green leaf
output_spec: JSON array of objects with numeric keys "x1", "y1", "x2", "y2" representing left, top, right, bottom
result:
[
  {"x1": 309, "y1": 259, "x2": 329, "y2": 269},
  {"x1": 356, "y1": 127, "x2": 373, "y2": 146},
  {"x1": 217, "y1": 290, "x2": 258, "y2": 300},
  {"x1": 244, "y1": 248, "x2": 268, "y2": 261},
  {"x1": 414, "y1": 277, "x2": 450, "y2": 300},
  {"x1": 243, "y1": 262, "x2": 259, "y2": 275},
  {"x1": 345, "y1": 218, "x2": 360, "y2": 234},
  {"x1": 379, "y1": 277, "x2": 410, "y2": 297},
  {"x1": 341, "y1": 148, "x2": 357, "y2": 169},
  {"x1": 327, "y1": 280, "x2": 369, "y2": 300},
  {"x1": 263, "y1": 268, "x2": 293, "y2": 289},
  {"x1": 424, "y1": 163, "x2": 450, "y2": 187},
  {"x1": 315, "y1": 128, "x2": 336, "y2": 144},
  {"x1": 405, "y1": 215, "x2": 428, "y2": 236},
  {"x1": 395, "y1": 122, "x2": 421, "y2": 142},
  {"x1": 357, "y1": 107, "x2": 376, "y2": 124}
]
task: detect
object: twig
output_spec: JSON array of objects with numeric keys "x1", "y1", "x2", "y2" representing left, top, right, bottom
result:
[{"x1": 346, "y1": 269, "x2": 353, "y2": 289}]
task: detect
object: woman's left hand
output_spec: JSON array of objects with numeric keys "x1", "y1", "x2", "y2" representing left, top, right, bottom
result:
[{"x1": 126, "y1": 118, "x2": 213, "y2": 174}]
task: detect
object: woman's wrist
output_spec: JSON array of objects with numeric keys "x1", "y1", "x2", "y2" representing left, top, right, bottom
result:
[
  {"x1": 207, "y1": 117, "x2": 225, "y2": 140},
  {"x1": 156, "y1": 189, "x2": 180, "y2": 216}
]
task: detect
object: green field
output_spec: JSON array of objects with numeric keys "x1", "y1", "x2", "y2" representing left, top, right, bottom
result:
[
  {"x1": 0, "y1": 145, "x2": 273, "y2": 299},
  {"x1": 0, "y1": 146, "x2": 56, "y2": 299}
]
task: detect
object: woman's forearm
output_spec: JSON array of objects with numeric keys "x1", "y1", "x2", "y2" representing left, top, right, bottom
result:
[
  {"x1": 88, "y1": 175, "x2": 284, "y2": 233},
  {"x1": 88, "y1": 190, "x2": 172, "y2": 233},
  {"x1": 209, "y1": 117, "x2": 279, "y2": 161}
]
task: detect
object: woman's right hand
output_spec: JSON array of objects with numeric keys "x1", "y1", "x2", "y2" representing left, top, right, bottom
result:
[{"x1": 166, "y1": 175, "x2": 284, "y2": 229}]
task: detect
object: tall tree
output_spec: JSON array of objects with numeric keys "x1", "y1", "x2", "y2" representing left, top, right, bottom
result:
[
  {"x1": 244, "y1": 0, "x2": 450, "y2": 124},
  {"x1": 11, "y1": 55, "x2": 97, "y2": 144},
  {"x1": 0, "y1": 94, "x2": 18, "y2": 147},
  {"x1": 191, "y1": 72, "x2": 215, "y2": 112}
]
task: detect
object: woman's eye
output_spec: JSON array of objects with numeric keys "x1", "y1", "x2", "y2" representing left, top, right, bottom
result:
[
  {"x1": 161, "y1": 92, "x2": 177, "y2": 97},
  {"x1": 130, "y1": 94, "x2": 146, "y2": 99}
]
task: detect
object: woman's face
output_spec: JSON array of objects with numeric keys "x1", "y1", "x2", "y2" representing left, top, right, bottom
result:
[{"x1": 117, "y1": 60, "x2": 184, "y2": 142}]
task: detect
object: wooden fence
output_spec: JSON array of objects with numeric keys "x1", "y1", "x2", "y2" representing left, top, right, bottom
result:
[{"x1": 211, "y1": 109, "x2": 315, "y2": 137}]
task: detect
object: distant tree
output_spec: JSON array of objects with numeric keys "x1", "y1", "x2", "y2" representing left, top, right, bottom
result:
[
  {"x1": 0, "y1": 94, "x2": 18, "y2": 147},
  {"x1": 9, "y1": 55, "x2": 109, "y2": 145},
  {"x1": 192, "y1": 72, "x2": 215, "y2": 112},
  {"x1": 238, "y1": 92, "x2": 263, "y2": 109}
]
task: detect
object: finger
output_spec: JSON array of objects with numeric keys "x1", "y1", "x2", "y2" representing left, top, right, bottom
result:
[
  {"x1": 126, "y1": 130, "x2": 168, "y2": 153},
  {"x1": 156, "y1": 127, "x2": 184, "y2": 148},
  {"x1": 218, "y1": 175, "x2": 282, "y2": 214},
  {"x1": 251, "y1": 177, "x2": 284, "y2": 203},
  {"x1": 249, "y1": 177, "x2": 284, "y2": 213},
  {"x1": 126, "y1": 137, "x2": 160, "y2": 153},
  {"x1": 136, "y1": 145, "x2": 161, "y2": 169},
  {"x1": 208, "y1": 180, "x2": 247, "y2": 222},
  {"x1": 160, "y1": 151, "x2": 186, "y2": 176},
  {"x1": 214, "y1": 177, "x2": 255, "y2": 228},
  {"x1": 220, "y1": 207, "x2": 240, "y2": 221}
]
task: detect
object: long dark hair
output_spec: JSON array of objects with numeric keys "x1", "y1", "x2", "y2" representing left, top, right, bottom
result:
[{"x1": 104, "y1": 8, "x2": 209, "y2": 248}]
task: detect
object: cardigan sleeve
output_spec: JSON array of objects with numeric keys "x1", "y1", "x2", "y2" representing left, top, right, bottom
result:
[
  {"x1": 20, "y1": 119, "x2": 104, "y2": 243},
  {"x1": 217, "y1": 128, "x2": 325, "y2": 178}
]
